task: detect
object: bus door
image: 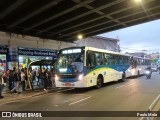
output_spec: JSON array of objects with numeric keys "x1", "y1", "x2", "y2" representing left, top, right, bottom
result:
[{"x1": 86, "y1": 51, "x2": 98, "y2": 86}]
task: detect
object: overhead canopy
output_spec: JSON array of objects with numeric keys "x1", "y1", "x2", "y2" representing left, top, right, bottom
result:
[
  {"x1": 29, "y1": 60, "x2": 56, "y2": 66},
  {"x1": 0, "y1": 0, "x2": 160, "y2": 42}
]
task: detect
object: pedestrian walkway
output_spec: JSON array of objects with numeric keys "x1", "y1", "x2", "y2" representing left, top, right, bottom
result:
[
  {"x1": 0, "y1": 88, "x2": 55, "y2": 106},
  {"x1": 2, "y1": 79, "x2": 44, "y2": 93}
]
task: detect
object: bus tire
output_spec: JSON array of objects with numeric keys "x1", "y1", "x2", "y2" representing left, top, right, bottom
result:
[
  {"x1": 137, "y1": 70, "x2": 140, "y2": 77},
  {"x1": 96, "y1": 75, "x2": 103, "y2": 88},
  {"x1": 120, "y1": 72, "x2": 126, "y2": 82}
]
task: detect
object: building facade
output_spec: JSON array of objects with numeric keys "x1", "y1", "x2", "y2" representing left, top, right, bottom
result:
[
  {"x1": 129, "y1": 52, "x2": 146, "y2": 58},
  {"x1": 0, "y1": 46, "x2": 57, "y2": 72},
  {"x1": 0, "y1": 31, "x2": 76, "y2": 72}
]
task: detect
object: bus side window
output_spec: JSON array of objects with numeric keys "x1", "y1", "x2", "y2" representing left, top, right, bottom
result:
[
  {"x1": 104, "y1": 57, "x2": 108, "y2": 65},
  {"x1": 86, "y1": 52, "x2": 91, "y2": 68},
  {"x1": 119, "y1": 56, "x2": 123, "y2": 65},
  {"x1": 95, "y1": 52, "x2": 103, "y2": 65},
  {"x1": 104, "y1": 53, "x2": 111, "y2": 65},
  {"x1": 111, "y1": 55, "x2": 117, "y2": 65},
  {"x1": 91, "y1": 52, "x2": 96, "y2": 67},
  {"x1": 116, "y1": 55, "x2": 121, "y2": 65},
  {"x1": 86, "y1": 51, "x2": 96, "y2": 69},
  {"x1": 123, "y1": 56, "x2": 128, "y2": 65}
]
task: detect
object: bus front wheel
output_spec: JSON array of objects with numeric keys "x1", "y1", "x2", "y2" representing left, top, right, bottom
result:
[{"x1": 96, "y1": 76, "x2": 103, "y2": 88}]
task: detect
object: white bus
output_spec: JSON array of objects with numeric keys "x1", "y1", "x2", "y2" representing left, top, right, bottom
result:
[{"x1": 55, "y1": 47, "x2": 150, "y2": 88}]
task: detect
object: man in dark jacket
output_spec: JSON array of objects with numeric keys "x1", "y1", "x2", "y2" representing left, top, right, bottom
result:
[
  {"x1": 43, "y1": 69, "x2": 48, "y2": 92},
  {"x1": 8, "y1": 70, "x2": 14, "y2": 90}
]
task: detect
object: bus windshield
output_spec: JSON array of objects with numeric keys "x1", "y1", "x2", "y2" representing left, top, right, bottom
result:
[{"x1": 57, "y1": 53, "x2": 84, "y2": 74}]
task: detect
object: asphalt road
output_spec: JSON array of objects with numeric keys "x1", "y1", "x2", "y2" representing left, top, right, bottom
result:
[{"x1": 1, "y1": 72, "x2": 160, "y2": 120}]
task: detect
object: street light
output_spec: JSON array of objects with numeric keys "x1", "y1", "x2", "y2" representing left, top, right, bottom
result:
[
  {"x1": 135, "y1": 0, "x2": 142, "y2": 2},
  {"x1": 77, "y1": 34, "x2": 83, "y2": 40}
]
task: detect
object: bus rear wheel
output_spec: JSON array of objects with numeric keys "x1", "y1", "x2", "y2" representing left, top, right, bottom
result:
[
  {"x1": 120, "y1": 72, "x2": 126, "y2": 82},
  {"x1": 96, "y1": 76, "x2": 103, "y2": 88}
]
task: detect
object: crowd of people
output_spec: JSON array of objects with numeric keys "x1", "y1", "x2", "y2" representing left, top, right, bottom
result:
[{"x1": 0, "y1": 67, "x2": 55, "y2": 99}]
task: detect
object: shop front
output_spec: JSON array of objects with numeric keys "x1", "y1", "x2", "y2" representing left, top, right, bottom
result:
[
  {"x1": 0, "y1": 46, "x2": 7, "y2": 73},
  {"x1": 7, "y1": 47, "x2": 18, "y2": 70},
  {"x1": 18, "y1": 48, "x2": 57, "y2": 70}
]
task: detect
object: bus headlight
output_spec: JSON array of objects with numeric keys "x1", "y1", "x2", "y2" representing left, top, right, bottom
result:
[
  {"x1": 78, "y1": 74, "x2": 84, "y2": 81},
  {"x1": 55, "y1": 74, "x2": 60, "y2": 81},
  {"x1": 145, "y1": 71, "x2": 150, "y2": 74}
]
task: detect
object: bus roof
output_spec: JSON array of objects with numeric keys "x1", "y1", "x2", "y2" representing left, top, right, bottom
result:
[{"x1": 60, "y1": 46, "x2": 149, "y2": 60}]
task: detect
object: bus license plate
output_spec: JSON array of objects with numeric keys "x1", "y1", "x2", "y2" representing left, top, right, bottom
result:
[{"x1": 65, "y1": 82, "x2": 71, "y2": 86}]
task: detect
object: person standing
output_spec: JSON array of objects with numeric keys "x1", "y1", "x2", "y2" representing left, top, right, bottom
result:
[
  {"x1": 50, "y1": 68, "x2": 55, "y2": 87},
  {"x1": 0, "y1": 73, "x2": 4, "y2": 98},
  {"x1": 21, "y1": 70, "x2": 26, "y2": 91},
  {"x1": 28, "y1": 70, "x2": 33, "y2": 90},
  {"x1": 43, "y1": 69, "x2": 48, "y2": 92},
  {"x1": 11, "y1": 69, "x2": 21, "y2": 94},
  {"x1": 24, "y1": 67, "x2": 29, "y2": 89},
  {"x1": 47, "y1": 69, "x2": 51, "y2": 87},
  {"x1": 8, "y1": 70, "x2": 14, "y2": 91},
  {"x1": 36, "y1": 69, "x2": 40, "y2": 86}
]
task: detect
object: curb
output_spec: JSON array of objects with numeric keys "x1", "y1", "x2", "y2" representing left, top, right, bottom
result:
[{"x1": 0, "y1": 89, "x2": 54, "y2": 106}]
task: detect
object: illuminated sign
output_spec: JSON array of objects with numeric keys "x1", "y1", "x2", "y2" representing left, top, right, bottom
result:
[
  {"x1": 62, "y1": 49, "x2": 81, "y2": 54},
  {"x1": 59, "y1": 68, "x2": 67, "y2": 72},
  {"x1": 0, "y1": 48, "x2": 7, "y2": 54},
  {"x1": 18, "y1": 49, "x2": 56, "y2": 57}
]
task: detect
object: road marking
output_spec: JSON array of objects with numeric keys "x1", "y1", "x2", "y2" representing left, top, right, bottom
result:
[
  {"x1": 0, "y1": 91, "x2": 56, "y2": 106},
  {"x1": 62, "y1": 100, "x2": 72, "y2": 103},
  {"x1": 149, "y1": 94, "x2": 160, "y2": 111},
  {"x1": 139, "y1": 94, "x2": 160, "y2": 120},
  {"x1": 115, "y1": 83, "x2": 136, "y2": 89},
  {"x1": 68, "y1": 96, "x2": 91, "y2": 105},
  {"x1": 0, "y1": 92, "x2": 44, "y2": 105},
  {"x1": 57, "y1": 88, "x2": 74, "y2": 93},
  {"x1": 54, "y1": 105, "x2": 59, "y2": 107}
]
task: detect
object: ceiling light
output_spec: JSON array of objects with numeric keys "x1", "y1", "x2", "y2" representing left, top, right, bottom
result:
[{"x1": 77, "y1": 34, "x2": 83, "y2": 40}]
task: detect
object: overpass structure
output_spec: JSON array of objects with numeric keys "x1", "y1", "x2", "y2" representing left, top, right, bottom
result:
[{"x1": 0, "y1": 0, "x2": 160, "y2": 42}]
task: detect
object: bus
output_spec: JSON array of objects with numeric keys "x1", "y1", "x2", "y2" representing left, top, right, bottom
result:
[{"x1": 55, "y1": 46, "x2": 150, "y2": 88}]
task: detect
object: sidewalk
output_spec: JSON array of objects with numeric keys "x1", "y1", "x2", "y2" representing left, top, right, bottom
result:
[{"x1": 0, "y1": 87, "x2": 55, "y2": 105}]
